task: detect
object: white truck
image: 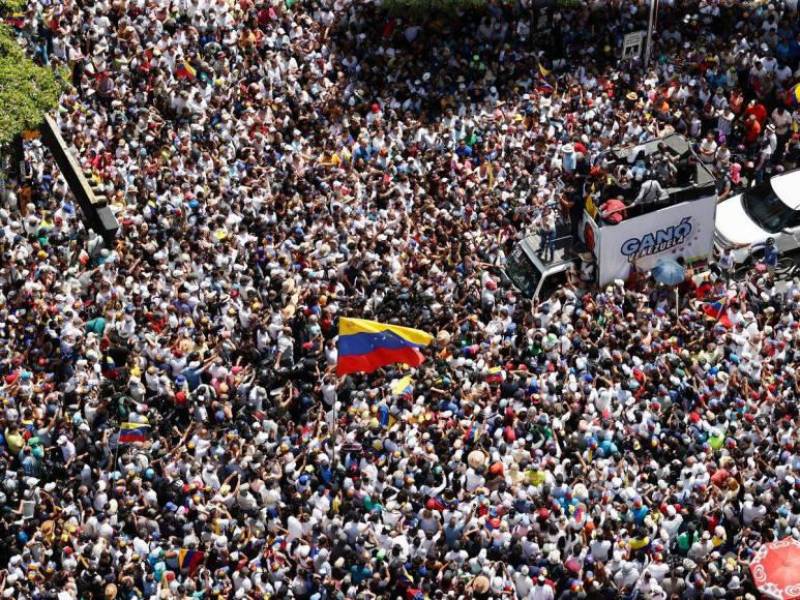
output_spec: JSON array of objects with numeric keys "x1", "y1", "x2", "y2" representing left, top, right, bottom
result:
[
  {"x1": 505, "y1": 135, "x2": 718, "y2": 298},
  {"x1": 714, "y1": 168, "x2": 800, "y2": 264}
]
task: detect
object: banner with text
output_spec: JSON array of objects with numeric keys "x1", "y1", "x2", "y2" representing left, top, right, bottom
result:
[{"x1": 594, "y1": 194, "x2": 716, "y2": 286}]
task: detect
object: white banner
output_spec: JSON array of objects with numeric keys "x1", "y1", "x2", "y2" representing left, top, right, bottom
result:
[
  {"x1": 592, "y1": 194, "x2": 717, "y2": 286},
  {"x1": 622, "y1": 31, "x2": 646, "y2": 60}
]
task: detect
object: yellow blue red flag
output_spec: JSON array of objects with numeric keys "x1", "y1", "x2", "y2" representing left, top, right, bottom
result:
[
  {"x1": 119, "y1": 422, "x2": 150, "y2": 443},
  {"x1": 337, "y1": 318, "x2": 432, "y2": 376}
]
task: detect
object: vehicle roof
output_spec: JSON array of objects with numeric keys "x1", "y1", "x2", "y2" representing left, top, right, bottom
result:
[
  {"x1": 771, "y1": 168, "x2": 800, "y2": 210},
  {"x1": 518, "y1": 235, "x2": 578, "y2": 273}
]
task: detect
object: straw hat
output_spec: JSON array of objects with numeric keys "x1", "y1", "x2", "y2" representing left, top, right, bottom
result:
[
  {"x1": 472, "y1": 575, "x2": 490, "y2": 593},
  {"x1": 468, "y1": 450, "x2": 486, "y2": 469},
  {"x1": 281, "y1": 304, "x2": 296, "y2": 319}
]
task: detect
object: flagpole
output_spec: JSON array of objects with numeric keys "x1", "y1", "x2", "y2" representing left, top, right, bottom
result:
[
  {"x1": 713, "y1": 296, "x2": 730, "y2": 327},
  {"x1": 330, "y1": 393, "x2": 337, "y2": 472},
  {"x1": 113, "y1": 430, "x2": 121, "y2": 472},
  {"x1": 675, "y1": 287, "x2": 679, "y2": 319},
  {"x1": 330, "y1": 377, "x2": 340, "y2": 473},
  {"x1": 644, "y1": 0, "x2": 656, "y2": 68}
]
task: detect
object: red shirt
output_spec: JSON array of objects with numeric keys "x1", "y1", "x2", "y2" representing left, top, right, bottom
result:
[
  {"x1": 745, "y1": 119, "x2": 762, "y2": 144},
  {"x1": 746, "y1": 102, "x2": 768, "y2": 125},
  {"x1": 710, "y1": 469, "x2": 730, "y2": 487}
]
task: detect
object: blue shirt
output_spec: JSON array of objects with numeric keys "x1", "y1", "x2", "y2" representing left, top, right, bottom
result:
[
  {"x1": 350, "y1": 565, "x2": 372, "y2": 584},
  {"x1": 765, "y1": 245, "x2": 779, "y2": 267}
]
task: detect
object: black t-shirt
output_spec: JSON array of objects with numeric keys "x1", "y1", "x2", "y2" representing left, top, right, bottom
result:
[{"x1": 500, "y1": 379, "x2": 519, "y2": 399}]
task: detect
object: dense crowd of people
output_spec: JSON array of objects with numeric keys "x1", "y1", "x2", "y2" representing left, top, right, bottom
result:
[{"x1": 1, "y1": 0, "x2": 800, "y2": 598}]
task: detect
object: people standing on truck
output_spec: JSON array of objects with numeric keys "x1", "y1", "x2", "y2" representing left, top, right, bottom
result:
[
  {"x1": 632, "y1": 176, "x2": 667, "y2": 206},
  {"x1": 534, "y1": 205, "x2": 557, "y2": 263},
  {"x1": 562, "y1": 184, "x2": 584, "y2": 240},
  {"x1": 652, "y1": 142, "x2": 678, "y2": 183},
  {"x1": 714, "y1": 141, "x2": 732, "y2": 172},
  {"x1": 599, "y1": 196, "x2": 627, "y2": 225}
]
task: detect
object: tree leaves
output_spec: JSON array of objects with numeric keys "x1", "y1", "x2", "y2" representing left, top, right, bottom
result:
[
  {"x1": 0, "y1": 25, "x2": 61, "y2": 145},
  {"x1": 0, "y1": 0, "x2": 26, "y2": 12}
]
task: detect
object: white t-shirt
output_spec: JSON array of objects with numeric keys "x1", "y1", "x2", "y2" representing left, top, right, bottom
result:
[{"x1": 773, "y1": 109, "x2": 793, "y2": 135}]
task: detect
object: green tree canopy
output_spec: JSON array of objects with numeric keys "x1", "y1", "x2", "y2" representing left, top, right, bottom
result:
[
  {"x1": 0, "y1": 0, "x2": 26, "y2": 12},
  {"x1": 0, "y1": 25, "x2": 61, "y2": 145}
]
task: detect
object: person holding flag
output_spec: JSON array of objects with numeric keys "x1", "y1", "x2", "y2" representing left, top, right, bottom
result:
[
  {"x1": 119, "y1": 420, "x2": 151, "y2": 444},
  {"x1": 336, "y1": 317, "x2": 433, "y2": 376},
  {"x1": 702, "y1": 296, "x2": 733, "y2": 328}
]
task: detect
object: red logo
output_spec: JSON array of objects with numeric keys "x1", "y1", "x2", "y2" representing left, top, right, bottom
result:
[{"x1": 584, "y1": 223, "x2": 595, "y2": 252}]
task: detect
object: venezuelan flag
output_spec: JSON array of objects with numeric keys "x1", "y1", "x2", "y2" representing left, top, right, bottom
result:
[
  {"x1": 538, "y1": 63, "x2": 551, "y2": 77},
  {"x1": 336, "y1": 318, "x2": 432, "y2": 376},
  {"x1": 702, "y1": 301, "x2": 732, "y2": 328},
  {"x1": 119, "y1": 422, "x2": 150, "y2": 443},
  {"x1": 176, "y1": 61, "x2": 197, "y2": 79},
  {"x1": 178, "y1": 549, "x2": 204, "y2": 575},
  {"x1": 390, "y1": 375, "x2": 414, "y2": 396}
]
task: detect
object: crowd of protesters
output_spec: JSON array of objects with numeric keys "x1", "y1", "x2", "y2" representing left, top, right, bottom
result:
[{"x1": 1, "y1": 0, "x2": 800, "y2": 598}]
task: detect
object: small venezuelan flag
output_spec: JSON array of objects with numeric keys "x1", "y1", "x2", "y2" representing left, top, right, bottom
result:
[
  {"x1": 336, "y1": 318, "x2": 432, "y2": 376},
  {"x1": 538, "y1": 63, "x2": 551, "y2": 77},
  {"x1": 119, "y1": 422, "x2": 150, "y2": 443},
  {"x1": 178, "y1": 549, "x2": 204, "y2": 575},
  {"x1": 390, "y1": 374, "x2": 414, "y2": 396},
  {"x1": 702, "y1": 301, "x2": 732, "y2": 328},
  {"x1": 176, "y1": 61, "x2": 197, "y2": 79}
]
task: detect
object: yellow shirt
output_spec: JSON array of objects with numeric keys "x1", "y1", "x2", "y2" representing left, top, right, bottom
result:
[
  {"x1": 526, "y1": 469, "x2": 546, "y2": 486},
  {"x1": 6, "y1": 429, "x2": 24, "y2": 454},
  {"x1": 629, "y1": 536, "x2": 650, "y2": 550}
]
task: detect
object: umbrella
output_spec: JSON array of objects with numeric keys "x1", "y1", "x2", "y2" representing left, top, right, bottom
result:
[
  {"x1": 651, "y1": 258, "x2": 685, "y2": 316},
  {"x1": 651, "y1": 258, "x2": 685, "y2": 286},
  {"x1": 750, "y1": 538, "x2": 800, "y2": 599}
]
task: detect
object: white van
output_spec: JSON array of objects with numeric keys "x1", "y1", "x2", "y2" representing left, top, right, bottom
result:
[{"x1": 714, "y1": 169, "x2": 800, "y2": 263}]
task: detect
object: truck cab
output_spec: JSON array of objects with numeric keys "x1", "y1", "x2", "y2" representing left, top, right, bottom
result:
[{"x1": 504, "y1": 225, "x2": 578, "y2": 301}]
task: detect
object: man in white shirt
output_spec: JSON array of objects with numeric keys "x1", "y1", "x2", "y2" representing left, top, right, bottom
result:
[
  {"x1": 533, "y1": 206, "x2": 557, "y2": 263},
  {"x1": 513, "y1": 567, "x2": 533, "y2": 598},
  {"x1": 772, "y1": 106, "x2": 793, "y2": 160},
  {"x1": 742, "y1": 494, "x2": 767, "y2": 525},
  {"x1": 634, "y1": 179, "x2": 667, "y2": 206},
  {"x1": 530, "y1": 576, "x2": 554, "y2": 600},
  {"x1": 776, "y1": 63, "x2": 793, "y2": 85},
  {"x1": 57, "y1": 435, "x2": 76, "y2": 463},
  {"x1": 698, "y1": 133, "x2": 718, "y2": 164}
]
